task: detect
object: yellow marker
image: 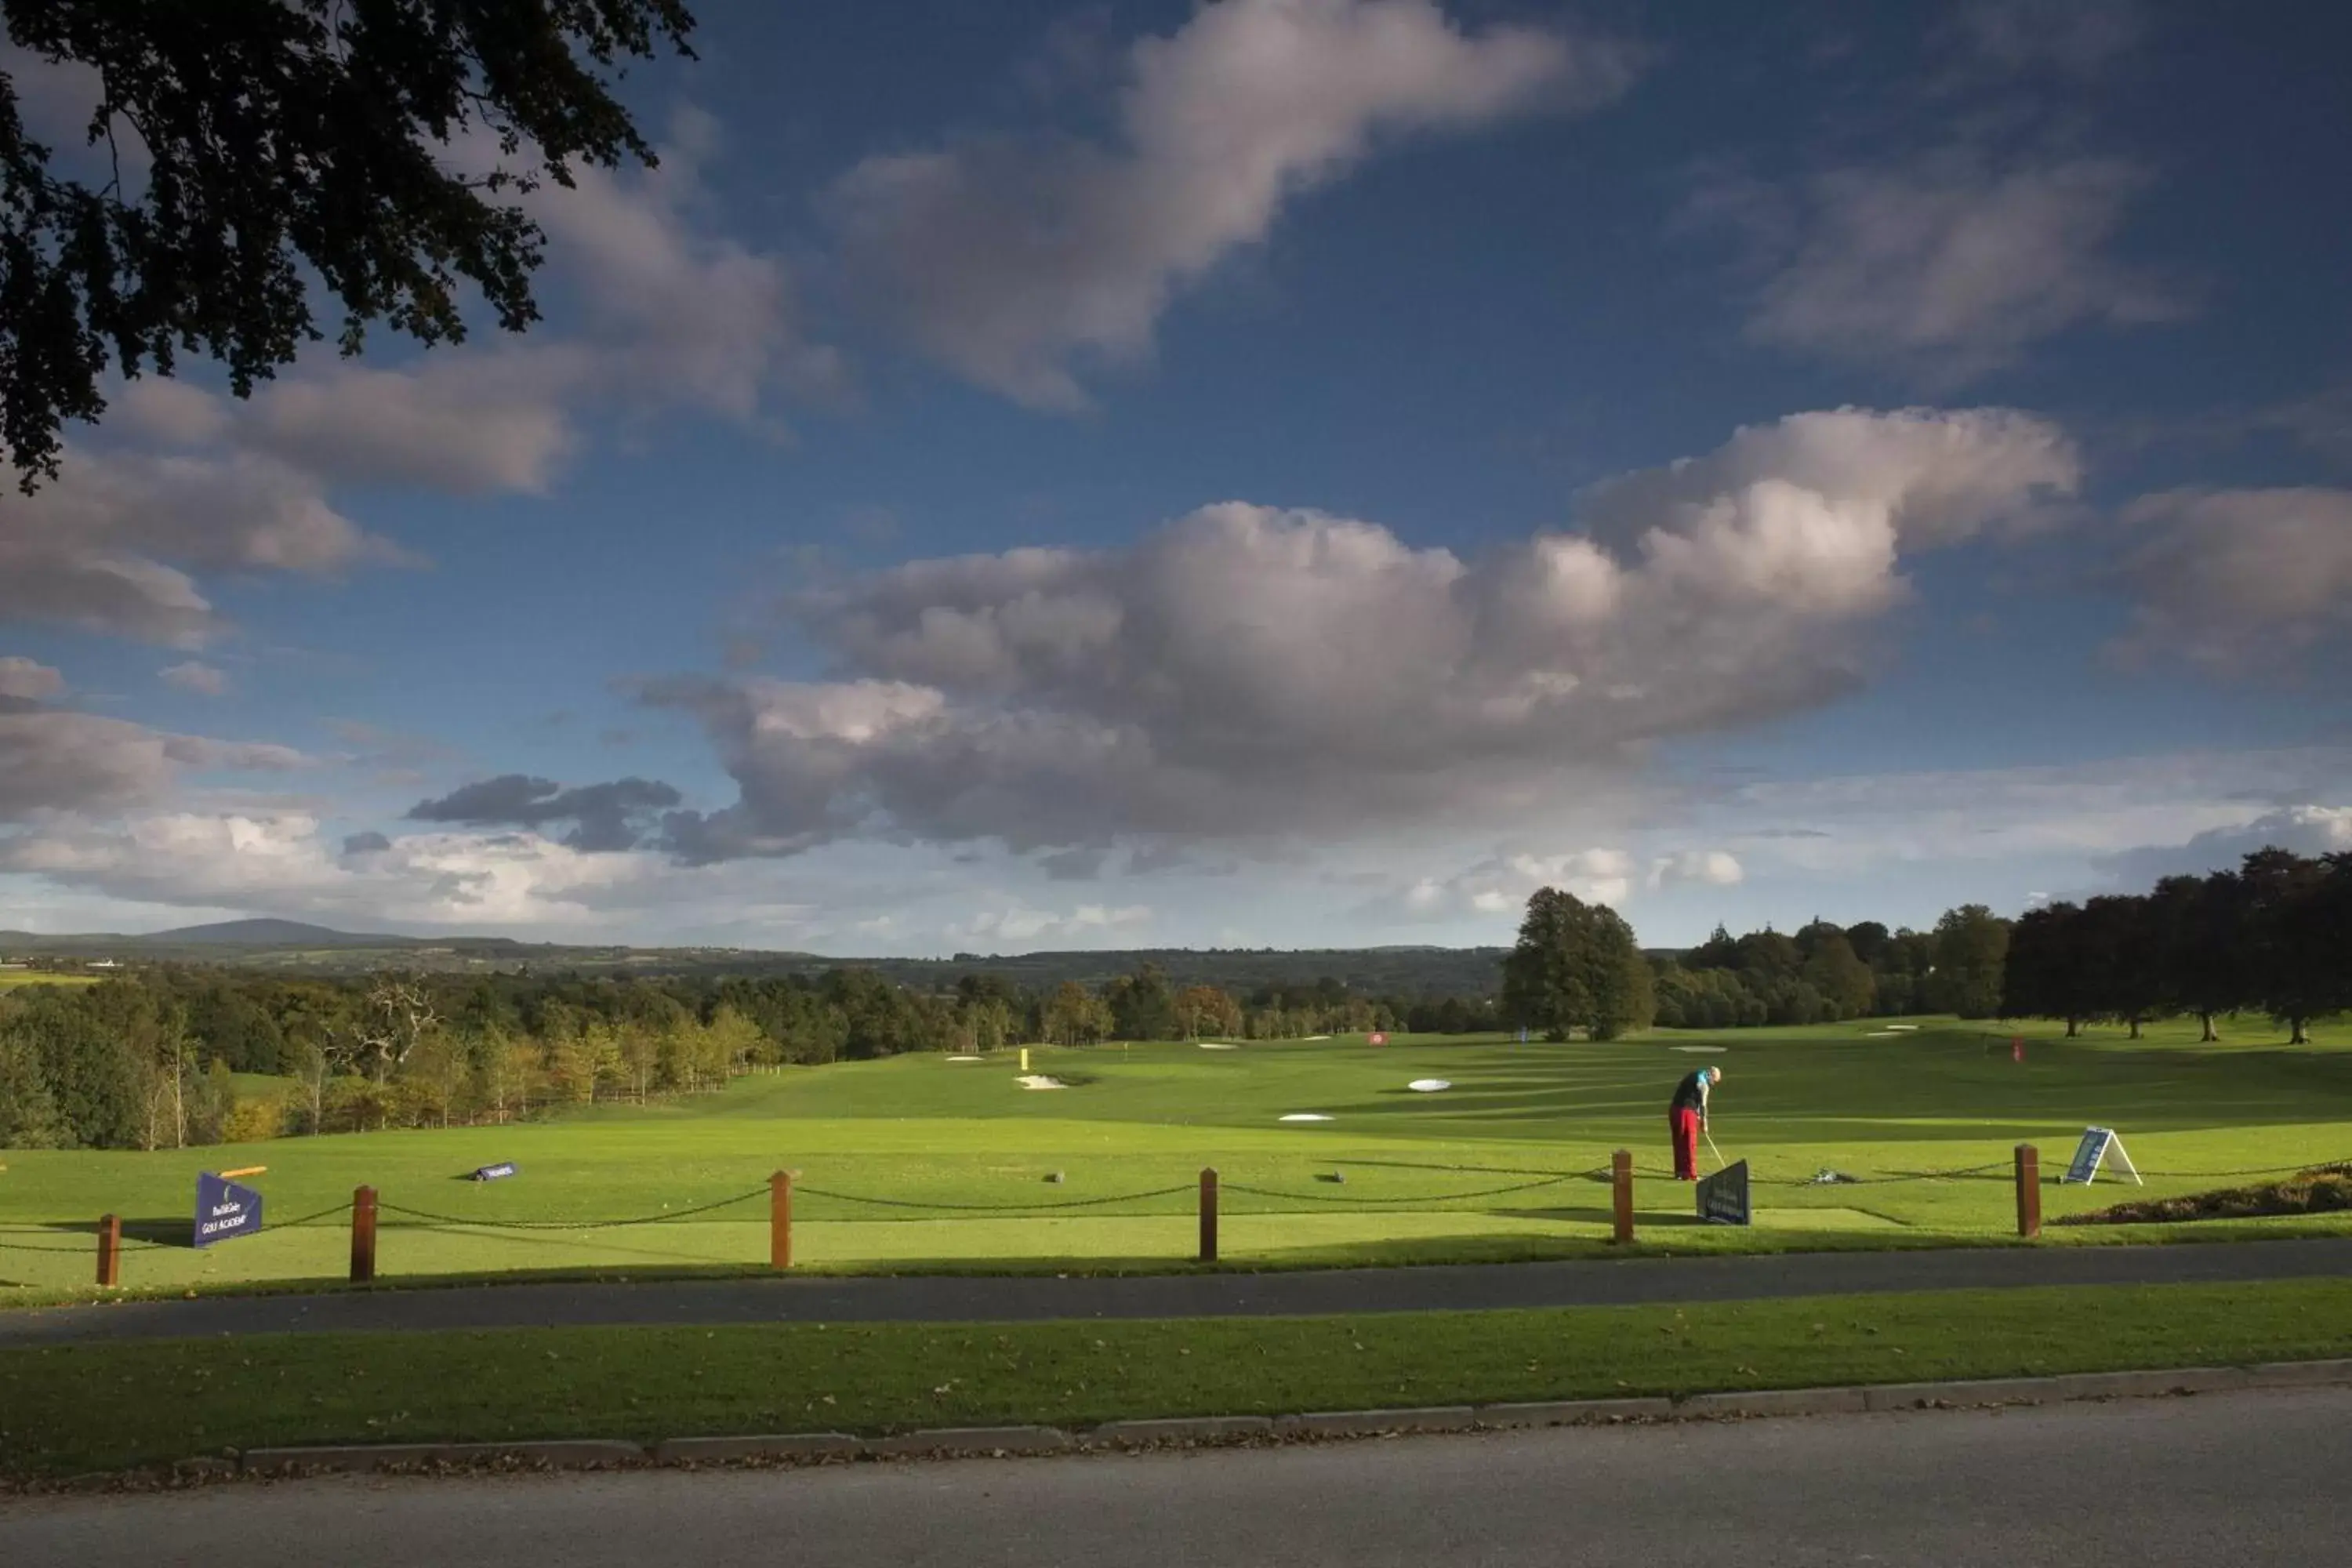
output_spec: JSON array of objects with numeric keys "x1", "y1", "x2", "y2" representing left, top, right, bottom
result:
[
  {"x1": 217, "y1": 1166, "x2": 268, "y2": 1179},
  {"x1": 1019, "y1": 1047, "x2": 1029, "y2": 1073}
]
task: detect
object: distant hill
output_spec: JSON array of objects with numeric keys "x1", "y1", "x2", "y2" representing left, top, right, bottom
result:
[
  {"x1": 0, "y1": 920, "x2": 1512, "y2": 995},
  {"x1": 143, "y1": 918, "x2": 409, "y2": 948}
]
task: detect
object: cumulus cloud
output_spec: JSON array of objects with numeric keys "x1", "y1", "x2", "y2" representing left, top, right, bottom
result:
[
  {"x1": 0, "y1": 657, "x2": 64, "y2": 704},
  {"x1": 1650, "y1": 850, "x2": 1744, "y2": 890},
  {"x1": 0, "y1": 708, "x2": 306, "y2": 822},
  {"x1": 1396, "y1": 849, "x2": 1636, "y2": 923},
  {"x1": 2110, "y1": 488, "x2": 2352, "y2": 672},
  {"x1": 832, "y1": 0, "x2": 1636, "y2": 408},
  {"x1": 1706, "y1": 749, "x2": 2352, "y2": 881},
  {"x1": 946, "y1": 901, "x2": 1153, "y2": 947},
  {"x1": 649, "y1": 406, "x2": 2079, "y2": 861},
  {"x1": 143, "y1": 111, "x2": 832, "y2": 501},
  {"x1": 2089, "y1": 805, "x2": 2352, "y2": 890},
  {"x1": 0, "y1": 448, "x2": 404, "y2": 646},
  {"x1": 406, "y1": 773, "x2": 685, "y2": 854},
  {"x1": 0, "y1": 813, "x2": 650, "y2": 927},
  {"x1": 0, "y1": 111, "x2": 829, "y2": 653},
  {"x1": 1711, "y1": 149, "x2": 2181, "y2": 384},
  {"x1": 160, "y1": 662, "x2": 230, "y2": 698}
]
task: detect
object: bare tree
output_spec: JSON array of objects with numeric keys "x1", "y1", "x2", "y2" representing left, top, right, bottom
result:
[{"x1": 349, "y1": 975, "x2": 440, "y2": 1087}]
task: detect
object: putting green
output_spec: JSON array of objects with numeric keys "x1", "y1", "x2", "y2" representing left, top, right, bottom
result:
[{"x1": 4, "y1": 1016, "x2": 2350, "y2": 1304}]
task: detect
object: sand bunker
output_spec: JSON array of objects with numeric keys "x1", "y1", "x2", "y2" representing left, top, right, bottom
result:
[
  {"x1": 945, "y1": 1054, "x2": 983, "y2": 1062},
  {"x1": 1279, "y1": 1112, "x2": 1334, "y2": 1123},
  {"x1": 1671, "y1": 1045, "x2": 1727, "y2": 1054},
  {"x1": 1197, "y1": 1042, "x2": 1240, "y2": 1051},
  {"x1": 1407, "y1": 1079, "x2": 1452, "y2": 1093},
  {"x1": 1016, "y1": 1074, "x2": 1070, "y2": 1090},
  {"x1": 1301, "y1": 1035, "x2": 1330, "y2": 1041}
]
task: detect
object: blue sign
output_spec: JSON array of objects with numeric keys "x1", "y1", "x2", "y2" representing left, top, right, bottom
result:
[
  {"x1": 2062, "y1": 1127, "x2": 2117, "y2": 1185},
  {"x1": 193, "y1": 1171, "x2": 263, "y2": 1248},
  {"x1": 1697, "y1": 1160, "x2": 1751, "y2": 1225},
  {"x1": 470, "y1": 1162, "x2": 518, "y2": 1181}
]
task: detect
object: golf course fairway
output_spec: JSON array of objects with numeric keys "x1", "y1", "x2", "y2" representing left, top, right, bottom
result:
[{"x1": 5, "y1": 1018, "x2": 2351, "y2": 1307}]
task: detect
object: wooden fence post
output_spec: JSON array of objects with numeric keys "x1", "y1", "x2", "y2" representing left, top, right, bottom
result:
[
  {"x1": 1612, "y1": 1149, "x2": 1635, "y2": 1245},
  {"x1": 771, "y1": 1170, "x2": 793, "y2": 1271},
  {"x1": 2015, "y1": 1145, "x2": 2041, "y2": 1239},
  {"x1": 350, "y1": 1185, "x2": 378, "y2": 1283},
  {"x1": 96, "y1": 1213, "x2": 121, "y2": 1287},
  {"x1": 1199, "y1": 1167, "x2": 1218, "y2": 1264}
]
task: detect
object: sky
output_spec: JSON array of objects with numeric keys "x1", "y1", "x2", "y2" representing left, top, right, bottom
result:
[{"x1": 2, "y1": 0, "x2": 2349, "y2": 956}]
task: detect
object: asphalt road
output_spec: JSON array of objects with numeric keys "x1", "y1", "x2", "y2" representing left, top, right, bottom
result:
[
  {"x1": 7, "y1": 1387, "x2": 2349, "y2": 1566},
  {"x1": 8, "y1": 1234, "x2": 2352, "y2": 1345}
]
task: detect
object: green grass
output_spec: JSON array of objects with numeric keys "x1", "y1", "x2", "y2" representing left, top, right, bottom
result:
[
  {"x1": 5, "y1": 1276, "x2": 2350, "y2": 1479},
  {"x1": 0, "y1": 971, "x2": 99, "y2": 989},
  {"x1": 5, "y1": 1017, "x2": 2352, "y2": 1305}
]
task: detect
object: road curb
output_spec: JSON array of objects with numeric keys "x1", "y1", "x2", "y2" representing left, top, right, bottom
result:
[
  {"x1": 650, "y1": 1433, "x2": 864, "y2": 1464},
  {"x1": 242, "y1": 1439, "x2": 643, "y2": 1475},
  {"x1": 1083, "y1": 1415, "x2": 1275, "y2": 1446},
  {"x1": 131, "y1": 1358, "x2": 2352, "y2": 1483}
]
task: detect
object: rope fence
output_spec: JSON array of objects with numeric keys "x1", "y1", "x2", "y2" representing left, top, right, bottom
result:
[
  {"x1": 16, "y1": 1145, "x2": 2352, "y2": 1290},
  {"x1": 376, "y1": 1189, "x2": 767, "y2": 1232}
]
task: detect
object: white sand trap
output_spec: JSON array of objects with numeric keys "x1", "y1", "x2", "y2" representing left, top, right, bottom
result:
[
  {"x1": 1671, "y1": 1045, "x2": 1727, "y2": 1054},
  {"x1": 1016, "y1": 1074, "x2": 1069, "y2": 1090},
  {"x1": 1198, "y1": 1042, "x2": 1240, "y2": 1051},
  {"x1": 1301, "y1": 1035, "x2": 1330, "y2": 1041},
  {"x1": 1886, "y1": 1025, "x2": 1919, "y2": 1032},
  {"x1": 1279, "y1": 1112, "x2": 1334, "y2": 1123},
  {"x1": 1407, "y1": 1079, "x2": 1452, "y2": 1093},
  {"x1": 945, "y1": 1054, "x2": 982, "y2": 1062},
  {"x1": 1866, "y1": 1030, "x2": 1899, "y2": 1037}
]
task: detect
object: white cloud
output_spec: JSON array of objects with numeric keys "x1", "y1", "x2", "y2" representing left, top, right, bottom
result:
[
  {"x1": 160, "y1": 662, "x2": 230, "y2": 698},
  {"x1": 2111, "y1": 488, "x2": 2352, "y2": 672},
  {"x1": 1706, "y1": 748, "x2": 2352, "y2": 880},
  {"x1": 651, "y1": 406, "x2": 2078, "y2": 859},
  {"x1": 179, "y1": 110, "x2": 830, "y2": 499},
  {"x1": 0, "y1": 657, "x2": 64, "y2": 703},
  {"x1": 946, "y1": 901, "x2": 1154, "y2": 947},
  {"x1": 0, "y1": 447, "x2": 403, "y2": 646},
  {"x1": 0, "y1": 710, "x2": 307, "y2": 822},
  {"x1": 1398, "y1": 849, "x2": 1636, "y2": 922},
  {"x1": 1650, "y1": 850, "x2": 1744, "y2": 890},
  {"x1": 2089, "y1": 805, "x2": 2352, "y2": 890},
  {"x1": 831, "y1": 0, "x2": 1636, "y2": 408},
  {"x1": 0, "y1": 813, "x2": 648, "y2": 928},
  {"x1": 1719, "y1": 149, "x2": 2182, "y2": 384},
  {"x1": 240, "y1": 351, "x2": 588, "y2": 495}
]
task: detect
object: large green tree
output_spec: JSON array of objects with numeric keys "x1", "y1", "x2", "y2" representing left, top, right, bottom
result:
[
  {"x1": 1503, "y1": 887, "x2": 1653, "y2": 1041},
  {"x1": 1929, "y1": 904, "x2": 2010, "y2": 1019},
  {"x1": 2147, "y1": 872, "x2": 2247, "y2": 1042},
  {"x1": 2241, "y1": 849, "x2": 2341, "y2": 1045},
  {"x1": 0, "y1": 0, "x2": 695, "y2": 488}
]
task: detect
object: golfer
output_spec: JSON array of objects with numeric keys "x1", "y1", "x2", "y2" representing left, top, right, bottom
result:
[{"x1": 1669, "y1": 1065, "x2": 1720, "y2": 1181}]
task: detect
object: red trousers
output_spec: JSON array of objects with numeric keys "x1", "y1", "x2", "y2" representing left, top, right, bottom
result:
[{"x1": 1671, "y1": 1107, "x2": 1700, "y2": 1181}]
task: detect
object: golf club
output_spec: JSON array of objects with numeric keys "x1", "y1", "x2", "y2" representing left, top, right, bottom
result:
[{"x1": 1704, "y1": 1124, "x2": 1727, "y2": 1172}]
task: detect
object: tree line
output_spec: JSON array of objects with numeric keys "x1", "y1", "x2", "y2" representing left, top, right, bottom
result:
[
  {"x1": 1501, "y1": 891, "x2": 2012, "y2": 1037},
  {"x1": 0, "y1": 962, "x2": 1495, "y2": 1150},
  {"x1": 2002, "y1": 849, "x2": 2352, "y2": 1045},
  {"x1": 1501, "y1": 847, "x2": 2347, "y2": 1040}
]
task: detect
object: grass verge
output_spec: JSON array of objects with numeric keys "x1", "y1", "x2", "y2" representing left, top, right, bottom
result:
[{"x1": 5, "y1": 1278, "x2": 2350, "y2": 1480}]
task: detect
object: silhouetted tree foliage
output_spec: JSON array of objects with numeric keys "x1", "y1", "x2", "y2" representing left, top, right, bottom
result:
[
  {"x1": 2001, "y1": 851, "x2": 2352, "y2": 1045},
  {"x1": 0, "y1": 0, "x2": 696, "y2": 487}
]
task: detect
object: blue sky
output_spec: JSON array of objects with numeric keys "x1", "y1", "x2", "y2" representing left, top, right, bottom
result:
[{"x1": 2, "y1": 0, "x2": 2348, "y2": 953}]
